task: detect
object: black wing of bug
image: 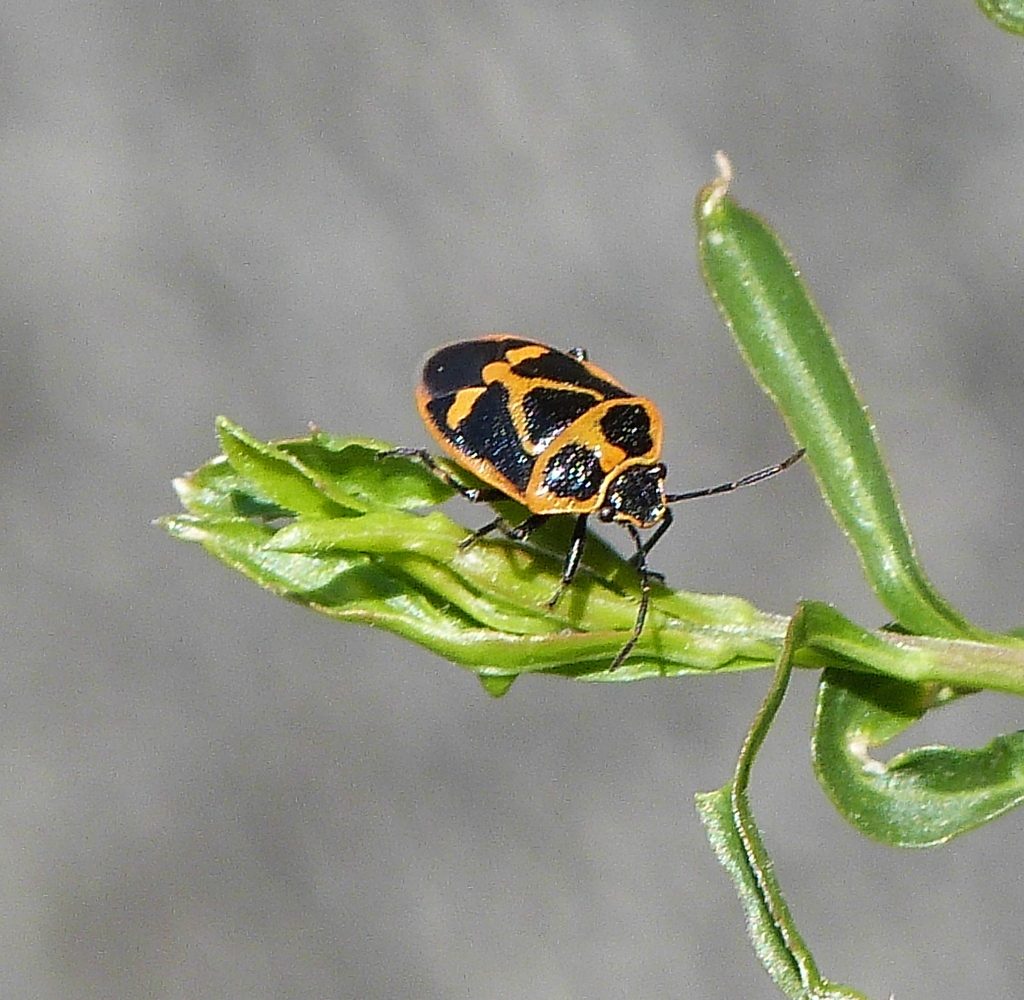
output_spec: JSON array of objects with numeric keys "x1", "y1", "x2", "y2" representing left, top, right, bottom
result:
[{"x1": 420, "y1": 337, "x2": 539, "y2": 399}]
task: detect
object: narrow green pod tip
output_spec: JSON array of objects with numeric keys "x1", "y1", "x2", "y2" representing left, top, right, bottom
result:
[
  {"x1": 695, "y1": 154, "x2": 1002, "y2": 643},
  {"x1": 695, "y1": 149, "x2": 735, "y2": 220}
]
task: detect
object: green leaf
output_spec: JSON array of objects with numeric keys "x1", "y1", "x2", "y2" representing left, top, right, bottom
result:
[
  {"x1": 162, "y1": 422, "x2": 803, "y2": 679},
  {"x1": 163, "y1": 421, "x2": 1024, "y2": 693},
  {"x1": 478, "y1": 674, "x2": 517, "y2": 698},
  {"x1": 976, "y1": 0, "x2": 1024, "y2": 34},
  {"x1": 171, "y1": 455, "x2": 294, "y2": 520},
  {"x1": 695, "y1": 156, "x2": 996, "y2": 643},
  {"x1": 697, "y1": 608, "x2": 873, "y2": 1000},
  {"x1": 285, "y1": 430, "x2": 459, "y2": 511},
  {"x1": 813, "y1": 666, "x2": 1024, "y2": 846},
  {"x1": 161, "y1": 514, "x2": 374, "y2": 595},
  {"x1": 216, "y1": 417, "x2": 358, "y2": 519}
]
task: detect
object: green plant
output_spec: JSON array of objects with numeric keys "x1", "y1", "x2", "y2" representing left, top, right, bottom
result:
[{"x1": 160, "y1": 104, "x2": 1024, "y2": 1000}]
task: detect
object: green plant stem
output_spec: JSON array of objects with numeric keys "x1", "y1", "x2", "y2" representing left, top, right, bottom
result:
[{"x1": 698, "y1": 607, "x2": 874, "y2": 999}]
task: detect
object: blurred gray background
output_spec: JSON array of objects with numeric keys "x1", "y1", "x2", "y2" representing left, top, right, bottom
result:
[{"x1": 3, "y1": 2, "x2": 1023, "y2": 998}]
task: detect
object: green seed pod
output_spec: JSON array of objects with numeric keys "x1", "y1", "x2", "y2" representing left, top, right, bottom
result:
[{"x1": 695, "y1": 153, "x2": 989, "y2": 641}]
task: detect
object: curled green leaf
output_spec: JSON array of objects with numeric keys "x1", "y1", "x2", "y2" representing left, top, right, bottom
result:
[
  {"x1": 697, "y1": 608, "x2": 874, "y2": 1000},
  {"x1": 813, "y1": 666, "x2": 1024, "y2": 846}
]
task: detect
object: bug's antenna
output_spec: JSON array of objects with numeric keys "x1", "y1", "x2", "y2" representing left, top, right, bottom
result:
[{"x1": 665, "y1": 448, "x2": 805, "y2": 505}]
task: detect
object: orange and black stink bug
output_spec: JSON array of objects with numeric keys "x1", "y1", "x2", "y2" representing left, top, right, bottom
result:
[{"x1": 400, "y1": 335, "x2": 803, "y2": 671}]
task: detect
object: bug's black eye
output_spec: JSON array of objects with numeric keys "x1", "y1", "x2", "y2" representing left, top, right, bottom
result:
[{"x1": 598, "y1": 505, "x2": 615, "y2": 523}]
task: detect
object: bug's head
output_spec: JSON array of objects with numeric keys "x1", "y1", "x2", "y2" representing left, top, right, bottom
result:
[{"x1": 598, "y1": 462, "x2": 667, "y2": 529}]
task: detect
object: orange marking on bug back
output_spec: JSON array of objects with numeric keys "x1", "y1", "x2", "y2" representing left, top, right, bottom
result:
[
  {"x1": 480, "y1": 360, "x2": 511, "y2": 386},
  {"x1": 503, "y1": 344, "x2": 549, "y2": 366},
  {"x1": 446, "y1": 386, "x2": 486, "y2": 430}
]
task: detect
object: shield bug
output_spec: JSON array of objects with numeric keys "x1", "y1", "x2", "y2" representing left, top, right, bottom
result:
[{"x1": 399, "y1": 335, "x2": 803, "y2": 670}]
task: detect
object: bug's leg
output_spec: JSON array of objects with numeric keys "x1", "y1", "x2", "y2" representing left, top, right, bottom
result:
[
  {"x1": 460, "y1": 511, "x2": 550, "y2": 550},
  {"x1": 546, "y1": 513, "x2": 589, "y2": 608},
  {"x1": 609, "y1": 522, "x2": 650, "y2": 671},
  {"x1": 507, "y1": 512, "x2": 552, "y2": 541},
  {"x1": 665, "y1": 448, "x2": 805, "y2": 505},
  {"x1": 458, "y1": 516, "x2": 504, "y2": 549},
  {"x1": 626, "y1": 507, "x2": 674, "y2": 570},
  {"x1": 378, "y1": 447, "x2": 506, "y2": 503}
]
